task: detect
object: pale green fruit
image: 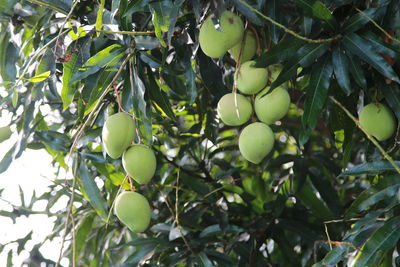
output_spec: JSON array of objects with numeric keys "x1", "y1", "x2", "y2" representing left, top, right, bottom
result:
[
  {"x1": 254, "y1": 86, "x2": 291, "y2": 124},
  {"x1": 236, "y1": 60, "x2": 268, "y2": 95},
  {"x1": 122, "y1": 145, "x2": 157, "y2": 184},
  {"x1": 229, "y1": 30, "x2": 257, "y2": 63},
  {"x1": 102, "y1": 113, "x2": 136, "y2": 159},
  {"x1": 199, "y1": 11, "x2": 244, "y2": 58},
  {"x1": 359, "y1": 103, "x2": 396, "y2": 141},
  {"x1": 0, "y1": 126, "x2": 12, "y2": 143},
  {"x1": 239, "y1": 122, "x2": 275, "y2": 164},
  {"x1": 114, "y1": 191, "x2": 151, "y2": 233},
  {"x1": 217, "y1": 93, "x2": 252, "y2": 126}
]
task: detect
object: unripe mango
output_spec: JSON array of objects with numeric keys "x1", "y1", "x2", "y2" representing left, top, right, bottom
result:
[
  {"x1": 254, "y1": 86, "x2": 291, "y2": 124},
  {"x1": 229, "y1": 30, "x2": 257, "y2": 63},
  {"x1": 122, "y1": 145, "x2": 156, "y2": 184},
  {"x1": 0, "y1": 126, "x2": 12, "y2": 143},
  {"x1": 359, "y1": 103, "x2": 396, "y2": 141},
  {"x1": 235, "y1": 60, "x2": 268, "y2": 95},
  {"x1": 199, "y1": 11, "x2": 244, "y2": 58},
  {"x1": 217, "y1": 93, "x2": 252, "y2": 126},
  {"x1": 268, "y1": 64, "x2": 283, "y2": 84},
  {"x1": 114, "y1": 191, "x2": 151, "y2": 233},
  {"x1": 102, "y1": 113, "x2": 136, "y2": 159},
  {"x1": 239, "y1": 122, "x2": 275, "y2": 164}
]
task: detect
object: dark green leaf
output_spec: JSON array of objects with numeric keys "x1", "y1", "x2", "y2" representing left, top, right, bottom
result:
[
  {"x1": 78, "y1": 162, "x2": 108, "y2": 219},
  {"x1": 380, "y1": 83, "x2": 400, "y2": 120},
  {"x1": 340, "y1": 161, "x2": 400, "y2": 176},
  {"x1": 354, "y1": 216, "x2": 400, "y2": 267},
  {"x1": 301, "y1": 57, "x2": 333, "y2": 144},
  {"x1": 254, "y1": 38, "x2": 305, "y2": 68},
  {"x1": 342, "y1": 8, "x2": 378, "y2": 33},
  {"x1": 332, "y1": 46, "x2": 352, "y2": 95},
  {"x1": 291, "y1": 0, "x2": 338, "y2": 31},
  {"x1": 343, "y1": 33, "x2": 400, "y2": 83},
  {"x1": 347, "y1": 54, "x2": 367, "y2": 88}
]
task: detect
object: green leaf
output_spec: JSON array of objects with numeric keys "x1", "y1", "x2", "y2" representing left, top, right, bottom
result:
[
  {"x1": 145, "y1": 66, "x2": 175, "y2": 119},
  {"x1": 71, "y1": 44, "x2": 124, "y2": 83},
  {"x1": 27, "y1": 0, "x2": 72, "y2": 14},
  {"x1": 317, "y1": 245, "x2": 351, "y2": 266},
  {"x1": 297, "y1": 43, "x2": 329, "y2": 68},
  {"x1": 150, "y1": 0, "x2": 173, "y2": 47},
  {"x1": 75, "y1": 213, "x2": 96, "y2": 257},
  {"x1": 132, "y1": 64, "x2": 153, "y2": 145},
  {"x1": 61, "y1": 52, "x2": 80, "y2": 109},
  {"x1": 354, "y1": 216, "x2": 400, "y2": 267},
  {"x1": 28, "y1": 71, "x2": 50, "y2": 83},
  {"x1": 255, "y1": 38, "x2": 305, "y2": 68},
  {"x1": 340, "y1": 161, "x2": 400, "y2": 176},
  {"x1": 296, "y1": 177, "x2": 334, "y2": 220},
  {"x1": 301, "y1": 57, "x2": 333, "y2": 144},
  {"x1": 85, "y1": 68, "x2": 117, "y2": 116},
  {"x1": 200, "y1": 224, "x2": 244, "y2": 238},
  {"x1": 198, "y1": 49, "x2": 229, "y2": 99},
  {"x1": 95, "y1": 0, "x2": 105, "y2": 36},
  {"x1": 78, "y1": 162, "x2": 108, "y2": 219},
  {"x1": 343, "y1": 33, "x2": 400, "y2": 83},
  {"x1": 0, "y1": 143, "x2": 17, "y2": 174},
  {"x1": 266, "y1": 0, "x2": 282, "y2": 43},
  {"x1": 196, "y1": 252, "x2": 213, "y2": 267},
  {"x1": 380, "y1": 83, "x2": 400, "y2": 120},
  {"x1": 342, "y1": 8, "x2": 378, "y2": 33},
  {"x1": 332, "y1": 46, "x2": 352, "y2": 95},
  {"x1": 360, "y1": 31, "x2": 399, "y2": 60},
  {"x1": 291, "y1": 0, "x2": 338, "y2": 31},
  {"x1": 347, "y1": 54, "x2": 367, "y2": 88},
  {"x1": 6, "y1": 249, "x2": 12, "y2": 267},
  {"x1": 0, "y1": 31, "x2": 18, "y2": 82}
]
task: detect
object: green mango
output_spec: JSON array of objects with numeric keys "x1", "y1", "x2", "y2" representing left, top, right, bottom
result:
[
  {"x1": 359, "y1": 103, "x2": 396, "y2": 141},
  {"x1": 217, "y1": 93, "x2": 252, "y2": 126},
  {"x1": 239, "y1": 122, "x2": 275, "y2": 164},
  {"x1": 122, "y1": 145, "x2": 156, "y2": 184},
  {"x1": 0, "y1": 126, "x2": 12, "y2": 143},
  {"x1": 114, "y1": 191, "x2": 151, "y2": 233},
  {"x1": 229, "y1": 30, "x2": 257, "y2": 63},
  {"x1": 254, "y1": 86, "x2": 291, "y2": 124},
  {"x1": 102, "y1": 113, "x2": 136, "y2": 159},
  {"x1": 199, "y1": 11, "x2": 244, "y2": 58},
  {"x1": 235, "y1": 60, "x2": 268, "y2": 95}
]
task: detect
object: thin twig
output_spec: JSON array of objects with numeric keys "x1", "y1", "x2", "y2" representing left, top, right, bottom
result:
[
  {"x1": 238, "y1": 0, "x2": 341, "y2": 43},
  {"x1": 70, "y1": 212, "x2": 76, "y2": 267},
  {"x1": 329, "y1": 96, "x2": 400, "y2": 174}
]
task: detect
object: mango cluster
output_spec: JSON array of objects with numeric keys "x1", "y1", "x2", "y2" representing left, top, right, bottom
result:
[
  {"x1": 217, "y1": 65, "x2": 291, "y2": 164},
  {"x1": 102, "y1": 112, "x2": 156, "y2": 232},
  {"x1": 199, "y1": 10, "x2": 291, "y2": 164}
]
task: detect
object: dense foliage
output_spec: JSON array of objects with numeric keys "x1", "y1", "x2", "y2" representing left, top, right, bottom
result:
[{"x1": 1, "y1": 0, "x2": 400, "y2": 266}]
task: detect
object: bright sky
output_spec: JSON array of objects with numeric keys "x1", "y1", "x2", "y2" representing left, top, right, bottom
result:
[{"x1": 0, "y1": 113, "x2": 69, "y2": 266}]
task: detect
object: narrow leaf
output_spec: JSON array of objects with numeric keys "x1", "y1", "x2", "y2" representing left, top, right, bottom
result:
[
  {"x1": 343, "y1": 33, "x2": 400, "y2": 83},
  {"x1": 28, "y1": 71, "x2": 51, "y2": 83},
  {"x1": 354, "y1": 216, "x2": 400, "y2": 267},
  {"x1": 332, "y1": 47, "x2": 352, "y2": 95},
  {"x1": 340, "y1": 161, "x2": 400, "y2": 176},
  {"x1": 78, "y1": 162, "x2": 108, "y2": 219},
  {"x1": 302, "y1": 57, "x2": 333, "y2": 134}
]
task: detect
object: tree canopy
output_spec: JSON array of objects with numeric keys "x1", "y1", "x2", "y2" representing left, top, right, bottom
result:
[{"x1": 1, "y1": 0, "x2": 400, "y2": 266}]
